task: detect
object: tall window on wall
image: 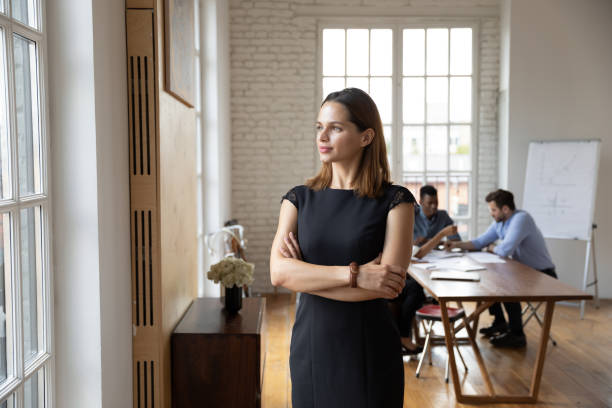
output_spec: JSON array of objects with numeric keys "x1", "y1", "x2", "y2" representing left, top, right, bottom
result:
[
  {"x1": 0, "y1": 1, "x2": 51, "y2": 407},
  {"x1": 320, "y1": 25, "x2": 476, "y2": 237}
]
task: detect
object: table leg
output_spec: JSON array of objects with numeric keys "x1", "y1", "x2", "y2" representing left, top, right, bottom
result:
[
  {"x1": 529, "y1": 300, "x2": 555, "y2": 399},
  {"x1": 453, "y1": 301, "x2": 492, "y2": 335},
  {"x1": 439, "y1": 301, "x2": 463, "y2": 399},
  {"x1": 458, "y1": 302, "x2": 495, "y2": 397}
]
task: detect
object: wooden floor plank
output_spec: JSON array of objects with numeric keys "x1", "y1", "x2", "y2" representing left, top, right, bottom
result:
[{"x1": 261, "y1": 295, "x2": 611, "y2": 408}]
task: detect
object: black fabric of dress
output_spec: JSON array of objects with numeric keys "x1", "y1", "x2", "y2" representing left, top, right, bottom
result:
[{"x1": 280, "y1": 182, "x2": 416, "y2": 408}]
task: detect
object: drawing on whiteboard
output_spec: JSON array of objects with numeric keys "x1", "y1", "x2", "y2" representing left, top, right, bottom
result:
[{"x1": 523, "y1": 140, "x2": 600, "y2": 241}]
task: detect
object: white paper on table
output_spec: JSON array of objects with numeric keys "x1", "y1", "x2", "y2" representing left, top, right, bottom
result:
[
  {"x1": 421, "y1": 250, "x2": 463, "y2": 262},
  {"x1": 467, "y1": 252, "x2": 506, "y2": 264},
  {"x1": 419, "y1": 257, "x2": 487, "y2": 271},
  {"x1": 411, "y1": 263, "x2": 437, "y2": 270}
]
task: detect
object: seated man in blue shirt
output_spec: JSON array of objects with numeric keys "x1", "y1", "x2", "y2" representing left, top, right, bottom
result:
[
  {"x1": 396, "y1": 185, "x2": 461, "y2": 355},
  {"x1": 447, "y1": 189, "x2": 556, "y2": 348}
]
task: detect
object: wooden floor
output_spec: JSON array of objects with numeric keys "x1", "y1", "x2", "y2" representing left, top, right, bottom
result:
[{"x1": 261, "y1": 294, "x2": 612, "y2": 408}]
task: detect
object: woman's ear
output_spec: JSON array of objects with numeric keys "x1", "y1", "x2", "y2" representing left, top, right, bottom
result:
[{"x1": 361, "y1": 129, "x2": 375, "y2": 147}]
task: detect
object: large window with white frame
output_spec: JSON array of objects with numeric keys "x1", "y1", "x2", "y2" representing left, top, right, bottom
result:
[
  {"x1": 0, "y1": 0, "x2": 51, "y2": 407},
  {"x1": 320, "y1": 23, "x2": 477, "y2": 238}
]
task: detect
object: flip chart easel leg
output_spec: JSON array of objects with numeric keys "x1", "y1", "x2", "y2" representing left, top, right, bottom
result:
[
  {"x1": 591, "y1": 228, "x2": 600, "y2": 309},
  {"x1": 580, "y1": 239, "x2": 592, "y2": 319}
]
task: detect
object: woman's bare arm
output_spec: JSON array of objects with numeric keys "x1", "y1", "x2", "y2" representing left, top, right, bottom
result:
[
  {"x1": 414, "y1": 224, "x2": 458, "y2": 258},
  {"x1": 270, "y1": 200, "x2": 405, "y2": 299}
]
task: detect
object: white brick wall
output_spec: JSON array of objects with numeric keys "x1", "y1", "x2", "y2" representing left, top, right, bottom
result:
[{"x1": 230, "y1": 0, "x2": 500, "y2": 294}]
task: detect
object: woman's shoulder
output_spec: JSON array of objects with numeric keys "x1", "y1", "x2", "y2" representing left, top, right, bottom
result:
[
  {"x1": 280, "y1": 185, "x2": 307, "y2": 208},
  {"x1": 385, "y1": 182, "x2": 417, "y2": 211}
]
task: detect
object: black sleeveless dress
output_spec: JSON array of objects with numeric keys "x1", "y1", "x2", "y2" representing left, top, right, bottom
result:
[{"x1": 280, "y1": 182, "x2": 416, "y2": 408}]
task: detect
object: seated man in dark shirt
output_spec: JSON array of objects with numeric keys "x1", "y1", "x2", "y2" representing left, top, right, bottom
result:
[{"x1": 396, "y1": 185, "x2": 461, "y2": 354}]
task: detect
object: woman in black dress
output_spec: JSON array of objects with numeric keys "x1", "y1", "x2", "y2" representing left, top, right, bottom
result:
[{"x1": 269, "y1": 88, "x2": 415, "y2": 408}]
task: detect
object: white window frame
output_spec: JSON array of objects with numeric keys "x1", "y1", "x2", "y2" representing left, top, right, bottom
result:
[
  {"x1": 0, "y1": 0, "x2": 53, "y2": 406},
  {"x1": 316, "y1": 18, "x2": 480, "y2": 238}
]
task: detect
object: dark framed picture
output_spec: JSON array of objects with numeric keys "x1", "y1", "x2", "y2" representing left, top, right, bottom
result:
[{"x1": 164, "y1": 0, "x2": 195, "y2": 107}]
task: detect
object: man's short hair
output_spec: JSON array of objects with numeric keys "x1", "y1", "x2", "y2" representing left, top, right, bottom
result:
[
  {"x1": 420, "y1": 185, "x2": 437, "y2": 198},
  {"x1": 485, "y1": 189, "x2": 516, "y2": 211}
]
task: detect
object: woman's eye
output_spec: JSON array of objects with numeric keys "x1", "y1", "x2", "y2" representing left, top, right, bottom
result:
[{"x1": 333, "y1": 127, "x2": 342, "y2": 131}]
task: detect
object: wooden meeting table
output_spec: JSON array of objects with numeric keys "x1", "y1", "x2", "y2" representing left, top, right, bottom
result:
[{"x1": 408, "y1": 255, "x2": 592, "y2": 404}]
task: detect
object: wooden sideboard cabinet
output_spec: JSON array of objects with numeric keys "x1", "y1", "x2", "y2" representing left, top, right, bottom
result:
[{"x1": 172, "y1": 297, "x2": 267, "y2": 408}]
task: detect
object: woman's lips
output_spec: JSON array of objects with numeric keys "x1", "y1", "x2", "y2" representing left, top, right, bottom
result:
[{"x1": 319, "y1": 147, "x2": 332, "y2": 153}]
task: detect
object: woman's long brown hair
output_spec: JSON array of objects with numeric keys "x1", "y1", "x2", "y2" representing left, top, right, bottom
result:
[{"x1": 306, "y1": 88, "x2": 391, "y2": 198}]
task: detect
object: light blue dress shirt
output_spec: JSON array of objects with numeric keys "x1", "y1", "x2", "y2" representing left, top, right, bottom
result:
[
  {"x1": 471, "y1": 210, "x2": 555, "y2": 271},
  {"x1": 413, "y1": 207, "x2": 461, "y2": 241}
]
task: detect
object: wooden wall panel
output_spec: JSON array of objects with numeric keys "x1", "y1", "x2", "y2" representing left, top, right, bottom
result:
[
  {"x1": 127, "y1": 0, "x2": 155, "y2": 8},
  {"x1": 127, "y1": 2, "x2": 197, "y2": 407},
  {"x1": 154, "y1": 1, "x2": 198, "y2": 407},
  {"x1": 127, "y1": 8, "x2": 162, "y2": 408}
]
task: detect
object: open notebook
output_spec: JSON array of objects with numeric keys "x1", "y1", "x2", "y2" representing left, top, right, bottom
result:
[{"x1": 430, "y1": 270, "x2": 481, "y2": 281}]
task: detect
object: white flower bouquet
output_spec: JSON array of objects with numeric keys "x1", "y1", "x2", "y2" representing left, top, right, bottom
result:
[{"x1": 207, "y1": 256, "x2": 255, "y2": 288}]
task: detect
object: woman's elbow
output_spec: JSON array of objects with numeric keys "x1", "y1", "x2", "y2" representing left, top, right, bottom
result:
[{"x1": 269, "y1": 258, "x2": 285, "y2": 287}]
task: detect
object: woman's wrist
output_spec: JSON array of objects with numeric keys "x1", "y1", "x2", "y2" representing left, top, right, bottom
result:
[{"x1": 349, "y1": 262, "x2": 359, "y2": 288}]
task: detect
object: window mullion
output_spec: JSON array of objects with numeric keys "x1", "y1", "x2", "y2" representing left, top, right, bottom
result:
[
  {"x1": 423, "y1": 28, "x2": 427, "y2": 185},
  {"x1": 393, "y1": 25, "x2": 400, "y2": 182},
  {"x1": 446, "y1": 28, "x2": 451, "y2": 212}
]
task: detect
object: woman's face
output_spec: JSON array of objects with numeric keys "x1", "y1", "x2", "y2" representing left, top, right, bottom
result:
[{"x1": 315, "y1": 101, "x2": 372, "y2": 164}]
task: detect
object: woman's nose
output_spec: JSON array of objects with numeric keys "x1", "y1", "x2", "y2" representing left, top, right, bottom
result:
[{"x1": 318, "y1": 128, "x2": 329, "y2": 142}]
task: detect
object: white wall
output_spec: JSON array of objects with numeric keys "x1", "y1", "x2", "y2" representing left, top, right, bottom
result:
[
  {"x1": 229, "y1": 0, "x2": 501, "y2": 294},
  {"x1": 502, "y1": 0, "x2": 612, "y2": 297},
  {"x1": 47, "y1": 0, "x2": 132, "y2": 406}
]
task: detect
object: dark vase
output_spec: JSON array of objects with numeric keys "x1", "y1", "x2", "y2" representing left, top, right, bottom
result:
[{"x1": 224, "y1": 285, "x2": 242, "y2": 314}]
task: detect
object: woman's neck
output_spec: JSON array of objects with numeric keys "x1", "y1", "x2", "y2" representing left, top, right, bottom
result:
[{"x1": 330, "y1": 158, "x2": 361, "y2": 189}]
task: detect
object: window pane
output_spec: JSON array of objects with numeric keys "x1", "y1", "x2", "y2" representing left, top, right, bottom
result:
[
  {"x1": 426, "y1": 126, "x2": 447, "y2": 171},
  {"x1": 426, "y1": 77, "x2": 448, "y2": 123},
  {"x1": 403, "y1": 77, "x2": 424, "y2": 124},
  {"x1": 450, "y1": 28, "x2": 472, "y2": 75},
  {"x1": 11, "y1": 0, "x2": 38, "y2": 29},
  {"x1": 383, "y1": 125, "x2": 391, "y2": 167},
  {"x1": 0, "y1": 30, "x2": 11, "y2": 199},
  {"x1": 402, "y1": 176, "x2": 423, "y2": 200},
  {"x1": 426, "y1": 28, "x2": 448, "y2": 75},
  {"x1": 449, "y1": 175, "x2": 470, "y2": 217},
  {"x1": 425, "y1": 175, "x2": 447, "y2": 210},
  {"x1": 450, "y1": 77, "x2": 471, "y2": 122},
  {"x1": 370, "y1": 29, "x2": 392, "y2": 76},
  {"x1": 346, "y1": 29, "x2": 368, "y2": 76},
  {"x1": 13, "y1": 35, "x2": 42, "y2": 197},
  {"x1": 24, "y1": 368, "x2": 44, "y2": 408},
  {"x1": 403, "y1": 126, "x2": 423, "y2": 172},
  {"x1": 369, "y1": 77, "x2": 392, "y2": 124},
  {"x1": 322, "y1": 77, "x2": 344, "y2": 101},
  {"x1": 322, "y1": 29, "x2": 345, "y2": 76},
  {"x1": 0, "y1": 394, "x2": 15, "y2": 408},
  {"x1": 450, "y1": 125, "x2": 471, "y2": 170},
  {"x1": 346, "y1": 77, "x2": 368, "y2": 93},
  {"x1": 0, "y1": 213, "x2": 11, "y2": 384},
  {"x1": 403, "y1": 29, "x2": 424, "y2": 76},
  {"x1": 21, "y1": 206, "x2": 43, "y2": 364}
]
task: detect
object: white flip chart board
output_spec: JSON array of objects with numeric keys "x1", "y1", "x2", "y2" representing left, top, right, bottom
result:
[{"x1": 522, "y1": 140, "x2": 601, "y2": 241}]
